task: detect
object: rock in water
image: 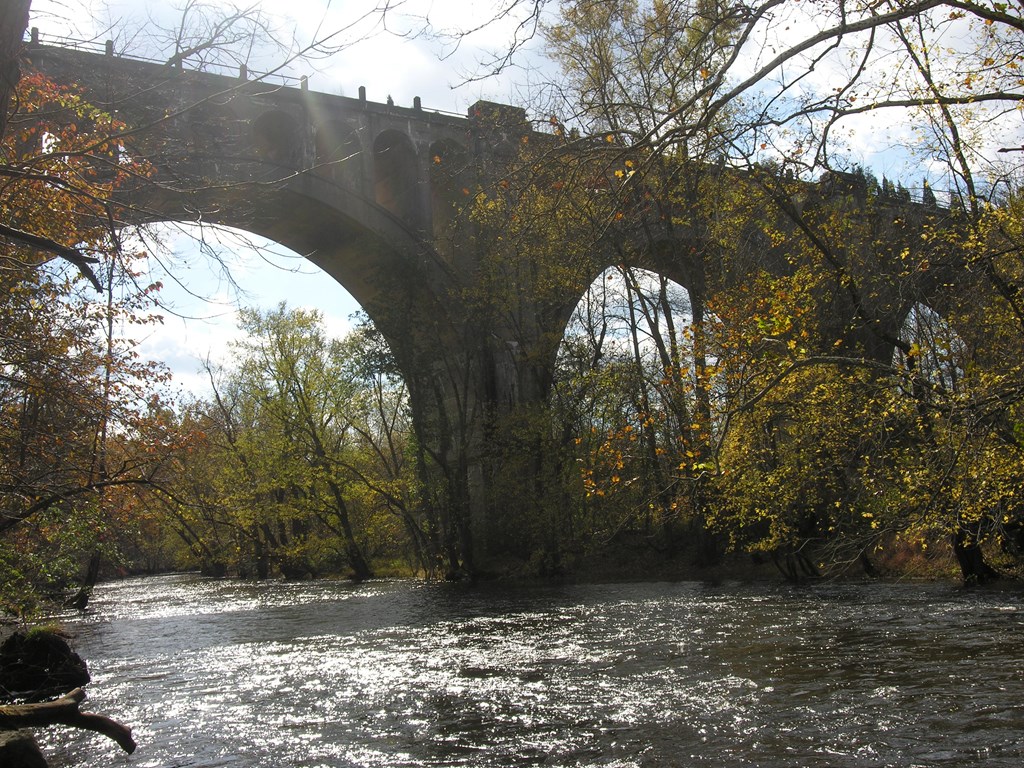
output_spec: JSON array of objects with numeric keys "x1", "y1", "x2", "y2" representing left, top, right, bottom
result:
[
  {"x1": 0, "y1": 630, "x2": 90, "y2": 702},
  {"x1": 0, "y1": 730, "x2": 48, "y2": 767}
]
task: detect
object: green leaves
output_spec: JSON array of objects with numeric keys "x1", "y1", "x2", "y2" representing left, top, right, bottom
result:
[{"x1": 164, "y1": 305, "x2": 421, "y2": 579}]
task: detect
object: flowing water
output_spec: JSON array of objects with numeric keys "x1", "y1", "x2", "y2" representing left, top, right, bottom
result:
[{"x1": 39, "y1": 574, "x2": 1024, "y2": 767}]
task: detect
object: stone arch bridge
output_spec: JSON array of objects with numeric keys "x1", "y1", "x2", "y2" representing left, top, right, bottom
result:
[{"x1": 24, "y1": 39, "x2": 971, "y2": 568}]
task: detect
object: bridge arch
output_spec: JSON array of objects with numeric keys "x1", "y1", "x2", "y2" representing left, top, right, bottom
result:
[
  {"x1": 314, "y1": 119, "x2": 364, "y2": 190},
  {"x1": 374, "y1": 129, "x2": 421, "y2": 227},
  {"x1": 556, "y1": 263, "x2": 702, "y2": 376},
  {"x1": 252, "y1": 110, "x2": 303, "y2": 167},
  {"x1": 547, "y1": 236, "x2": 708, "y2": 363},
  {"x1": 429, "y1": 139, "x2": 471, "y2": 243},
  {"x1": 125, "y1": 168, "x2": 457, "y2": 380}
]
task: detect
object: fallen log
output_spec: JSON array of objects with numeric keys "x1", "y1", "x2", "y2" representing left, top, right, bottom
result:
[{"x1": 0, "y1": 687, "x2": 136, "y2": 754}]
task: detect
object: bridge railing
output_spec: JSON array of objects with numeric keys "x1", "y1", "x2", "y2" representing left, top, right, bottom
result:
[
  {"x1": 25, "y1": 27, "x2": 308, "y2": 90},
  {"x1": 24, "y1": 27, "x2": 468, "y2": 118}
]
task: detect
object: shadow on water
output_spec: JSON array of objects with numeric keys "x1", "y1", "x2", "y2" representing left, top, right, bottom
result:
[{"x1": 41, "y1": 575, "x2": 1024, "y2": 768}]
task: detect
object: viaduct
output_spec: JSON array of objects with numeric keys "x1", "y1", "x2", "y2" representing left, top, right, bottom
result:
[{"x1": 23, "y1": 36, "x2": 966, "y2": 570}]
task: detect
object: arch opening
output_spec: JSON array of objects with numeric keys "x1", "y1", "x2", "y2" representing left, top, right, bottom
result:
[
  {"x1": 131, "y1": 222, "x2": 361, "y2": 393},
  {"x1": 550, "y1": 265, "x2": 713, "y2": 538},
  {"x1": 121, "y1": 174, "x2": 449, "y2": 357},
  {"x1": 895, "y1": 301, "x2": 967, "y2": 394},
  {"x1": 124, "y1": 220, "x2": 448, "y2": 580}
]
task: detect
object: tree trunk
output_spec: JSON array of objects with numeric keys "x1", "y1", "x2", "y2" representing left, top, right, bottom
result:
[
  {"x1": 325, "y1": 479, "x2": 372, "y2": 581},
  {"x1": 952, "y1": 529, "x2": 1000, "y2": 585},
  {"x1": 0, "y1": 0, "x2": 31, "y2": 140},
  {"x1": 65, "y1": 551, "x2": 102, "y2": 610}
]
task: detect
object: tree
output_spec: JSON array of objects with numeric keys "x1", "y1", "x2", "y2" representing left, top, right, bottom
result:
[
  {"x1": 0, "y1": 68, "x2": 178, "y2": 613},
  {"x1": 334, "y1": 319, "x2": 439, "y2": 576},
  {"x1": 0, "y1": 1, "x2": 31, "y2": 140},
  {"x1": 210, "y1": 304, "x2": 374, "y2": 579},
  {"x1": 161, "y1": 305, "x2": 432, "y2": 580}
]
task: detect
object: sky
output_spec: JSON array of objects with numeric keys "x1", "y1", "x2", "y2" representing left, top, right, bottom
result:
[{"x1": 27, "y1": 0, "x2": 544, "y2": 396}]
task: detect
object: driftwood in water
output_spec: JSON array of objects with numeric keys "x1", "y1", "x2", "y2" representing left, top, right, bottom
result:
[{"x1": 0, "y1": 687, "x2": 136, "y2": 754}]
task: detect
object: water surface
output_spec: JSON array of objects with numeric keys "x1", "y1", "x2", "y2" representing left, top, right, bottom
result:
[{"x1": 43, "y1": 575, "x2": 1024, "y2": 767}]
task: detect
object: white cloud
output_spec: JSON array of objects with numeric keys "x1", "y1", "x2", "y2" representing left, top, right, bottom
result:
[
  {"x1": 126, "y1": 225, "x2": 360, "y2": 398},
  {"x1": 29, "y1": 0, "x2": 535, "y2": 112}
]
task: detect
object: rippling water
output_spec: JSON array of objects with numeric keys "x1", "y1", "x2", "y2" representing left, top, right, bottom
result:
[{"x1": 40, "y1": 575, "x2": 1024, "y2": 767}]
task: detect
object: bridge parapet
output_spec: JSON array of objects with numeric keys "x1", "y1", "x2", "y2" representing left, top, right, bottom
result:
[{"x1": 23, "y1": 36, "x2": 533, "y2": 236}]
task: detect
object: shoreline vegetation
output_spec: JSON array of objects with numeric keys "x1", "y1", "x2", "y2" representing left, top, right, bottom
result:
[{"x1": 65, "y1": 531, "x2": 993, "y2": 591}]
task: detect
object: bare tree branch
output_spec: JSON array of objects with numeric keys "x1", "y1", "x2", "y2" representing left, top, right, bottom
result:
[{"x1": 0, "y1": 222, "x2": 102, "y2": 290}]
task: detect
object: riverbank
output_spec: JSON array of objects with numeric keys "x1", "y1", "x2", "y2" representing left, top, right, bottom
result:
[{"x1": 477, "y1": 531, "x2": 970, "y2": 586}]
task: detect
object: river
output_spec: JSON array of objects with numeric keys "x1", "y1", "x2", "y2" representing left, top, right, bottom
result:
[{"x1": 40, "y1": 574, "x2": 1023, "y2": 767}]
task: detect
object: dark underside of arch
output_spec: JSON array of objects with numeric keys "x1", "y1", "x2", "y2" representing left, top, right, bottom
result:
[{"x1": 115, "y1": 171, "x2": 457, "y2": 366}]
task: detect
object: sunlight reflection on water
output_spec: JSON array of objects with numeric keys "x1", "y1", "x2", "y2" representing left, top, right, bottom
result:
[{"x1": 40, "y1": 575, "x2": 1024, "y2": 767}]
